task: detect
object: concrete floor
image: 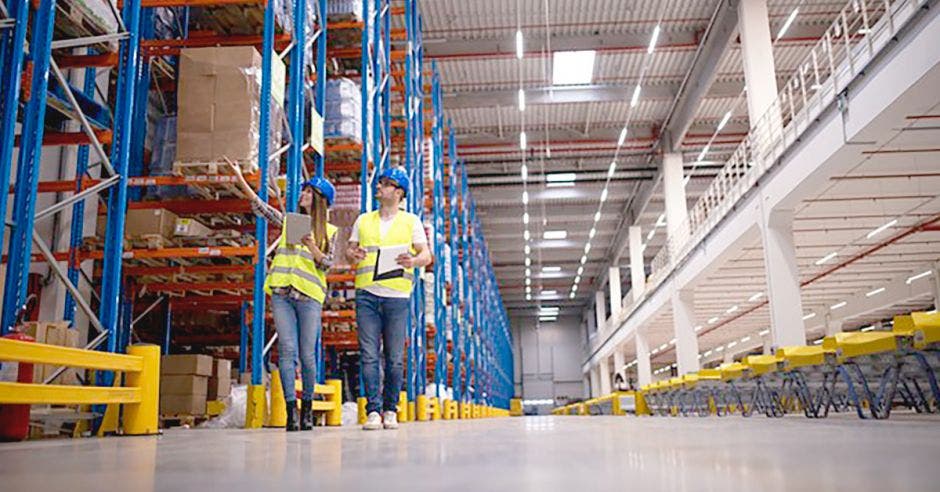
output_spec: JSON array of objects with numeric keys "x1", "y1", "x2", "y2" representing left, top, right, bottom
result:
[{"x1": 2, "y1": 415, "x2": 939, "y2": 491}]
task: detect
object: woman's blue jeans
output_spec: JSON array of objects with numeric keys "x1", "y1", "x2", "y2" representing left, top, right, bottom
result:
[{"x1": 271, "y1": 293, "x2": 322, "y2": 403}]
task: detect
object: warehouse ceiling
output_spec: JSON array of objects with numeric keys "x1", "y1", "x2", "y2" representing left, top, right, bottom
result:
[{"x1": 420, "y1": 0, "x2": 843, "y2": 317}]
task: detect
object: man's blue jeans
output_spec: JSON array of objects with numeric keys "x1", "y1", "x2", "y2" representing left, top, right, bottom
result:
[
  {"x1": 356, "y1": 289, "x2": 410, "y2": 414},
  {"x1": 271, "y1": 293, "x2": 322, "y2": 402}
]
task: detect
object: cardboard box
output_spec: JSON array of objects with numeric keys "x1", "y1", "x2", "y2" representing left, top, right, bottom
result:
[
  {"x1": 213, "y1": 358, "x2": 232, "y2": 378},
  {"x1": 161, "y1": 374, "x2": 208, "y2": 396},
  {"x1": 160, "y1": 393, "x2": 207, "y2": 416},
  {"x1": 173, "y1": 217, "x2": 212, "y2": 237},
  {"x1": 208, "y1": 376, "x2": 232, "y2": 400},
  {"x1": 20, "y1": 322, "x2": 79, "y2": 384},
  {"x1": 176, "y1": 46, "x2": 285, "y2": 164},
  {"x1": 161, "y1": 354, "x2": 213, "y2": 376},
  {"x1": 125, "y1": 209, "x2": 179, "y2": 240},
  {"x1": 238, "y1": 372, "x2": 252, "y2": 385}
]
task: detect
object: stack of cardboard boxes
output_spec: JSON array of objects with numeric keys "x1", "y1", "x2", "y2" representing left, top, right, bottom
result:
[
  {"x1": 160, "y1": 354, "x2": 234, "y2": 416},
  {"x1": 21, "y1": 321, "x2": 81, "y2": 385}
]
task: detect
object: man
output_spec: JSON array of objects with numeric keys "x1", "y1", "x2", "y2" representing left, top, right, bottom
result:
[{"x1": 346, "y1": 167, "x2": 432, "y2": 430}]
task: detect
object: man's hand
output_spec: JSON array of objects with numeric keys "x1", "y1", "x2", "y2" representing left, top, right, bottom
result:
[
  {"x1": 396, "y1": 253, "x2": 416, "y2": 268},
  {"x1": 347, "y1": 243, "x2": 367, "y2": 263}
]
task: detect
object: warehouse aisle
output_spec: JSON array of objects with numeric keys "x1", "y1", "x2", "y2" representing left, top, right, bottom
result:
[{"x1": 2, "y1": 416, "x2": 939, "y2": 491}]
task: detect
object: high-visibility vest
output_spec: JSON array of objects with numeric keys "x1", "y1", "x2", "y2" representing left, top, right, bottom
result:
[
  {"x1": 264, "y1": 222, "x2": 337, "y2": 303},
  {"x1": 353, "y1": 210, "x2": 417, "y2": 294}
]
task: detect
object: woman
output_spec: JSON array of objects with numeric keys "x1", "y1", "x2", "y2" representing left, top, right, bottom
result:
[{"x1": 229, "y1": 160, "x2": 337, "y2": 431}]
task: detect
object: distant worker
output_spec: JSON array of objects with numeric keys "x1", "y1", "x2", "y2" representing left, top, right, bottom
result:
[
  {"x1": 346, "y1": 167, "x2": 432, "y2": 430},
  {"x1": 229, "y1": 159, "x2": 336, "y2": 432}
]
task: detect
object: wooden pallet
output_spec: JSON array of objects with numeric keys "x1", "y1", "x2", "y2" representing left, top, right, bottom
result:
[
  {"x1": 160, "y1": 414, "x2": 209, "y2": 429},
  {"x1": 172, "y1": 159, "x2": 258, "y2": 177}
]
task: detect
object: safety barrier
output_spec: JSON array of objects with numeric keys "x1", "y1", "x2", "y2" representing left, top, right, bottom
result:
[
  {"x1": 0, "y1": 340, "x2": 160, "y2": 435},
  {"x1": 254, "y1": 375, "x2": 343, "y2": 428},
  {"x1": 636, "y1": 311, "x2": 939, "y2": 420}
]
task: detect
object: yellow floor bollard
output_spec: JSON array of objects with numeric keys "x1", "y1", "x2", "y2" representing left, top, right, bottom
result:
[
  {"x1": 245, "y1": 384, "x2": 267, "y2": 429},
  {"x1": 397, "y1": 391, "x2": 409, "y2": 423},
  {"x1": 408, "y1": 401, "x2": 416, "y2": 422},
  {"x1": 325, "y1": 379, "x2": 343, "y2": 426},
  {"x1": 357, "y1": 396, "x2": 368, "y2": 424},
  {"x1": 123, "y1": 344, "x2": 160, "y2": 435},
  {"x1": 266, "y1": 371, "x2": 287, "y2": 428},
  {"x1": 416, "y1": 395, "x2": 429, "y2": 421},
  {"x1": 431, "y1": 397, "x2": 441, "y2": 420},
  {"x1": 441, "y1": 399, "x2": 451, "y2": 420}
]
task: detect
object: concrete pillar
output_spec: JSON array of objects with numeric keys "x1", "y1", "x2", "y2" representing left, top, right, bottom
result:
[
  {"x1": 671, "y1": 288, "x2": 700, "y2": 375},
  {"x1": 613, "y1": 349, "x2": 626, "y2": 388},
  {"x1": 662, "y1": 153, "x2": 690, "y2": 254},
  {"x1": 595, "y1": 290, "x2": 607, "y2": 333},
  {"x1": 608, "y1": 266, "x2": 622, "y2": 320},
  {"x1": 824, "y1": 313, "x2": 844, "y2": 337},
  {"x1": 759, "y1": 208, "x2": 807, "y2": 348},
  {"x1": 598, "y1": 357, "x2": 612, "y2": 396},
  {"x1": 738, "y1": 0, "x2": 780, "y2": 126},
  {"x1": 587, "y1": 306, "x2": 597, "y2": 335},
  {"x1": 723, "y1": 351, "x2": 735, "y2": 364},
  {"x1": 763, "y1": 337, "x2": 773, "y2": 355},
  {"x1": 629, "y1": 226, "x2": 646, "y2": 302},
  {"x1": 589, "y1": 367, "x2": 600, "y2": 398},
  {"x1": 931, "y1": 261, "x2": 940, "y2": 308},
  {"x1": 636, "y1": 330, "x2": 652, "y2": 387}
]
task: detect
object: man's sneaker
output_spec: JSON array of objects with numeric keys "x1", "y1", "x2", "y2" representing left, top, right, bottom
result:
[
  {"x1": 362, "y1": 411, "x2": 382, "y2": 431},
  {"x1": 382, "y1": 411, "x2": 399, "y2": 430}
]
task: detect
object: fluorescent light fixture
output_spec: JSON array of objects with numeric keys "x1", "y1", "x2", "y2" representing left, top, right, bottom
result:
[
  {"x1": 541, "y1": 290, "x2": 557, "y2": 296},
  {"x1": 543, "y1": 230, "x2": 567, "y2": 240},
  {"x1": 815, "y1": 252, "x2": 838, "y2": 265},
  {"x1": 776, "y1": 8, "x2": 799, "y2": 40},
  {"x1": 656, "y1": 214, "x2": 666, "y2": 227},
  {"x1": 647, "y1": 24, "x2": 661, "y2": 54},
  {"x1": 802, "y1": 312, "x2": 816, "y2": 320},
  {"x1": 714, "y1": 346, "x2": 724, "y2": 352},
  {"x1": 541, "y1": 266, "x2": 561, "y2": 273},
  {"x1": 697, "y1": 145, "x2": 710, "y2": 162},
  {"x1": 523, "y1": 212, "x2": 529, "y2": 224},
  {"x1": 518, "y1": 89, "x2": 526, "y2": 112},
  {"x1": 526, "y1": 285, "x2": 531, "y2": 293},
  {"x1": 524, "y1": 257, "x2": 531, "y2": 267},
  {"x1": 740, "y1": 336, "x2": 751, "y2": 343},
  {"x1": 572, "y1": 284, "x2": 578, "y2": 292},
  {"x1": 694, "y1": 325, "x2": 703, "y2": 332},
  {"x1": 669, "y1": 338, "x2": 676, "y2": 345},
  {"x1": 546, "y1": 173, "x2": 576, "y2": 187},
  {"x1": 525, "y1": 268, "x2": 531, "y2": 277},
  {"x1": 860, "y1": 325, "x2": 874, "y2": 332},
  {"x1": 519, "y1": 131, "x2": 527, "y2": 150},
  {"x1": 593, "y1": 212, "x2": 601, "y2": 222},
  {"x1": 906, "y1": 270, "x2": 932, "y2": 284},
  {"x1": 521, "y1": 164, "x2": 527, "y2": 180},
  {"x1": 717, "y1": 111, "x2": 732, "y2": 131},
  {"x1": 577, "y1": 266, "x2": 584, "y2": 275},
  {"x1": 539, "y1": 316, "x2": 557, "y2": 322},
  {"x1": 539, "y1": 307, "x2": 559, "y2": 313},
  {"x1": 552, "y1": 50, "x2": 596, "y2": 86},
  {"x1": 569, "y1": 292, "x2": 576, "y2": 299},
  {"x1": 866, "y1": 287, "x2": 886, "y2": 297},
  {"x1": 867, "y1": 219, "x2": 897, "y2": 239},
  {"x1": 525, "y1": 278, "x2": 531, "y2": 286},
  {"x1": 646, "y1": 229, "x2": 656, "y2": 242},
  {"x1": 515, "y1": 30, "x2": 524, "y2": 59},
  {"x1": 600, "y1": 188, "x2": 608, "y2": 202},
  {"x1": 618, "y1": 127, "x2": 628, "y2": 146},
  {"x1": 630, "y1": 85, "x2": 641, "y2": 107},
  {"x1": 748, "y1": 292, "x2": 764, "y2": 302},
  {"x1": 580, "y1": 255, "x2": 587, "y2": 265},
  {"x1": 857, "y1": 28, "x2": 872, "y2": 35},
  {"x1": 524, "y1": 230, "x2": 530, "y2": 240},
  {"x1": 584, "y1": 243, "x2": 591, "y2": 254},
  {"x1": 707, "y1": 317, "x2": 719, "y2": 324},
  {"x1": 522, "y1": 191, "x2": 528, "y2": 204},
  {"x1": 658, "y1": 344, "x2": 668, "y2": 351},
  {"x1": 574, "y1": 275, "x2": 581, "y2": 284},
  {"x1": 589, "y1": 227, "x2": 596, "y2": 239},
  {"x1": 725, "y1": 305, "x2": 739, "y2": 314},
  {"x1": 526, "y1": 294, "x2": 532, "y2": 300},
  {"x1": 759, "y1": 329, "x2": 770, "y2": 337},
  {"x1": 727, "y1": 341, "x2": 738, "y2": 349},
  {"x1": 524, "y1": 245, "x2": 531, "y2": 255},
  {"x1": 830, "y1": 301, "x2": 847, "y2": 310},
  {"x1": 704, "y1": 350, "x2": 712, "y2": 357},
  {"x1": 608, "y1": 161, "x2": 617, "y2": 177}
]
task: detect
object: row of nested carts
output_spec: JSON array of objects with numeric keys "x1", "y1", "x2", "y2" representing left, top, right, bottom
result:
[{"x1": 0, "y1": 0, "x2": 513, "y2": 431}]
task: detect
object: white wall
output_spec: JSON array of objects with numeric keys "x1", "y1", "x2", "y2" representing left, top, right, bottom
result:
[{"x1": 511, "y1": 314, "x2": 585, "y2": 415}]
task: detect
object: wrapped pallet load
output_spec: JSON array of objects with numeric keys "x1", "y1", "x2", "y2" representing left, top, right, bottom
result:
[{"x1": 175, "y1": 46, "x2": 286, "y2": 174}]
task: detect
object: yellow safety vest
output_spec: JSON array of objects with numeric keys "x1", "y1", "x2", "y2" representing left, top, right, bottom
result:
[
  {"x1": 353, "y1": 210, "x2": 417, "y2": 294},
  {"x1": 264, "y1": 222, "x2": 337, "y2": 303}
]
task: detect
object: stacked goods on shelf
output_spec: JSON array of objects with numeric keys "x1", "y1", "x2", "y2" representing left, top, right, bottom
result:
[
  {"x1": 175, "y1": 46, "x2": 286, "y2": 175},
  {"x1": 160, "y1": 354, "x2": 213, "y2": 416},
  {"x1": 20, "y1": 321, "x2": 81, "y2": 385},
  {"x1": 324, "y1": 78, "x2": 362, "y2": 145},
  {"x1": 327, "y1": 0, "x2": 362, "y2": 21},
  {"x1": 187, "y1": 0, "x2": 315, "y2": 37}
]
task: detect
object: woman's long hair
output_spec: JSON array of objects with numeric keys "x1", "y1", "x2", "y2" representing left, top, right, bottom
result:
[{"x1": 306, "y1": 191, "x2": 329, "y2": 252}]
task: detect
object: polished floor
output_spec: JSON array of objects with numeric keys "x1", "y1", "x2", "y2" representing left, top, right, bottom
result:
[{"x1": 2, "y1": 415, "x2": 939, "y2": 491}]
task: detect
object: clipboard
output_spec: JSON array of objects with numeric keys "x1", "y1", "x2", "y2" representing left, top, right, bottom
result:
[
  {"x1": 285, "y1": 212, "x2": 311, "y2": 245},
  {"x1": 373, "y1": 244, "x2": 410, "y2": 281}
]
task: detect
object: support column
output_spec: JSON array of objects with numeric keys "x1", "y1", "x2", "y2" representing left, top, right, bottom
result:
[
  {"x1": 612, "y1": 349, "x2": 625, "y2": 390},
  {"x1": 629, "y1": 226, "x2": 646, "y2": 302},
  {"x1": 662, "y1": 153, "x2": 690, "y2": 254},
  {"x1": 636, "y1": 330, "x2": 652, "y2": 387},
  {"x1": 671, "y1": 288, "x2": 700, "y2": 375},
  {"x1": 931, "y1": 261, "x2": 940, "y2": 308},
  {"x1": 824, "y1": 313, "x2": 844, "y2": 337},
  {"x1": 763, "y1": 336, "x2": 773, "y2": 355},
  {"x1": 583, "y1": 374, "x2": 591, "y2": 399},
  {"x1": 595, "y1": 290, "x2": 607, "y2": 333},
  {"x1": 759, "y1": 208, "x2": 807, "y2": 348},
  {"x1": 598, "y1": 357, "x2": 611, "y2": 396},
  {"x1": 608, "y1": 266, "x2": 622, "y2": 321},
  {"x1": 589, "y1": 367, "x2": 601, "y2": 398},
  {"x1": 723, "y1": 351, "x2": 734, "y2": 364},
  {"x1": 737, "y1": 0, "x2": 780, "y2": 126}
]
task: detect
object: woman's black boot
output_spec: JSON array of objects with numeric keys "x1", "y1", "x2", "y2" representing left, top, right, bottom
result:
[
  {"x1": 286, "y1": 401, "x2": 300, "y2": 432},
  {"x1": 300, "y1": 400, "x2": 313, "y2": 430}
]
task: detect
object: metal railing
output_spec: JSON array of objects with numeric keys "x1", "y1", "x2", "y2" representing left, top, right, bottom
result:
[{"x1": 597, "y1": 0, "x2": 927, "y2": 353}]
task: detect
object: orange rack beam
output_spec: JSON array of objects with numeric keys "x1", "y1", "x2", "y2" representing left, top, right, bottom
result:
[{"x1": 141, "y1": 33, "x2": 292, "y2": 57}]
